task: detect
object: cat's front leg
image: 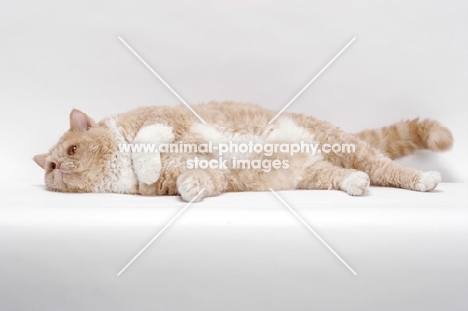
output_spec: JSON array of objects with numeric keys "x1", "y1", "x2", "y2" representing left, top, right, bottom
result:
[
  {"x1": 132, "y1": 124, "x2": 174, "y2": 185},
  {"x1": 177, "y1": 169, "x2": 228, "y2": 202}
]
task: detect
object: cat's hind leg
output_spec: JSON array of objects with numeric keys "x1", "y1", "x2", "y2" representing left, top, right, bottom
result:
[
  {"x1": 297, "y1": 161, "x2": 370, "y2": 196},
  {"x1": 360, "y1": 155, "x2": 441, "y2": 192},
  {"x1": 331, "y1": 138, "x2": 442, "y2": 192},
  {"x1": 291, "y1": 112, "x2": 442, "y2": 192}
]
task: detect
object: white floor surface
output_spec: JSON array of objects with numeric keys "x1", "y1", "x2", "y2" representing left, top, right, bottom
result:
[{"x1": 1, "y1": 183, "x2": 467, "y2": 310}]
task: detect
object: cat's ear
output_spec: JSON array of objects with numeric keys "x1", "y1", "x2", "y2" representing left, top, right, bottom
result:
[
  {"x1": 70, "y1": 109, "x2": 96, "y2": 132},
  {"x1": 33, "y1": 154, "x2": 47, "y2": 169}
]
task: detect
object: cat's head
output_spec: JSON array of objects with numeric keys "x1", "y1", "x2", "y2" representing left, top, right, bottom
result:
[{"x1": 34, "y1": 109, "x2": 115, "y2": 192}]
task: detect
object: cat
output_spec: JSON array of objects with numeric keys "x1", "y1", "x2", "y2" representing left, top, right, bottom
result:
[{"x1": 33, "y1": 101, "x2": 453, "y2": 201}]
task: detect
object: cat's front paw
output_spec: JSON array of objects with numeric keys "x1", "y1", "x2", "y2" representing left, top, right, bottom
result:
[
  {"x1": 341, "y1": 171, "x2": 370, "y2": 196},
  {"x1": 415, "y1": 171, "x2": 441, "y2": 192},
  {"x1": 177, "y1": 172, "x2": 205, "y2": 202},
  {"x1": 131, "y1": 124, "x2": 174, "y2": 185},
  {"x1": 133, "y1": 154, "x2": 161, "y2": 185}
]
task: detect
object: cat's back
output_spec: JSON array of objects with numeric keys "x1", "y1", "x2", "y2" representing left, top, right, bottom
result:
[{"x1": 193, "y1": 101, "x2": 276, "y2": 129}]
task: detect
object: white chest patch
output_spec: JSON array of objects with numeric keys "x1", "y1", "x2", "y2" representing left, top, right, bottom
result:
[{"x1": 95, "y1": 117, "x2": 138, "y2": 193}]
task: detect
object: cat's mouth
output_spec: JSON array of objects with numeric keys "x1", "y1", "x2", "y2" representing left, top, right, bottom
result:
[
  {"x1": 54, "y1": 169, "x2": 70, "y2": 183},
  {"x1": 59, "y1": 171, "x2": 70, "y2": 182},
  {"x1": 51, "y1": 169, "x2": 85, "y2": 192}
]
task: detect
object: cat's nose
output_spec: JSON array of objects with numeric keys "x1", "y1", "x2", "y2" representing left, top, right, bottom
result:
[{"x1": 56, "y1": 161, "x2": 62, "y2": 169}]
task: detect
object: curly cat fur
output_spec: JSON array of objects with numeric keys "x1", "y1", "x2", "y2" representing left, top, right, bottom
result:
[{"x1": 33, "y1": 101, "x2": 453, "y2": 201}]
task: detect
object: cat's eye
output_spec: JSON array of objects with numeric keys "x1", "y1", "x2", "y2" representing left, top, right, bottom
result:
[
  {"x1": 50, "y1": 162, "x2": 56, "y2": 170},
  {"x1": 68, "y1": 145, "x2": 77, "y2": 156}
]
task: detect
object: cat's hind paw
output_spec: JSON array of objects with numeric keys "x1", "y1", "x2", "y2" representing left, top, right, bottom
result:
[
  {"x1": 341, "y1": 171, "x2": 370, "y2": 196},
  {"x1": 177, "y1": 172, "x2": 205, "y2": 202},
  {"x1": 415, "y1": 171, "x2": 441, "y2": 192}
]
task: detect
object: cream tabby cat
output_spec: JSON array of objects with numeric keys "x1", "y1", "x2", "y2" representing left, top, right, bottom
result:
[{"x1": 34, "y1": 102, "x2": 453, "y2": 201}]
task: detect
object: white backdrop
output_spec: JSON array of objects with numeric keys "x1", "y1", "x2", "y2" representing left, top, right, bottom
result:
[{"x1": 1, "y1": 0, "x2": 466, "y2": 184}]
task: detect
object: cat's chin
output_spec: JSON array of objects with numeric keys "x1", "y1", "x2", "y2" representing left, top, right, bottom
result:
[
  {"x1": 52, "y1": 187, "x2": 88, "y2": 193},
  {"x1": 56, "y1": 171, "x2": 70, "y2": 183},
  {"x1": 46, "y1": 185, "x2": 68, "y2": 193},
  {"x1": 46, "y1": 181, "x2": 88, "y2": 193}
]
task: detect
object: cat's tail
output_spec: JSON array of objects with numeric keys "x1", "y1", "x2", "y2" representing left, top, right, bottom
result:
[{"x1": 355, "y1": 118, "x2": 453, "y2": 159}]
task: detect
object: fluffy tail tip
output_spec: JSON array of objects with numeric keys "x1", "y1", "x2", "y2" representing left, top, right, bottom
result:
[{"x1": 426, "y1": 124, "x2": 453, "y2": 151}]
